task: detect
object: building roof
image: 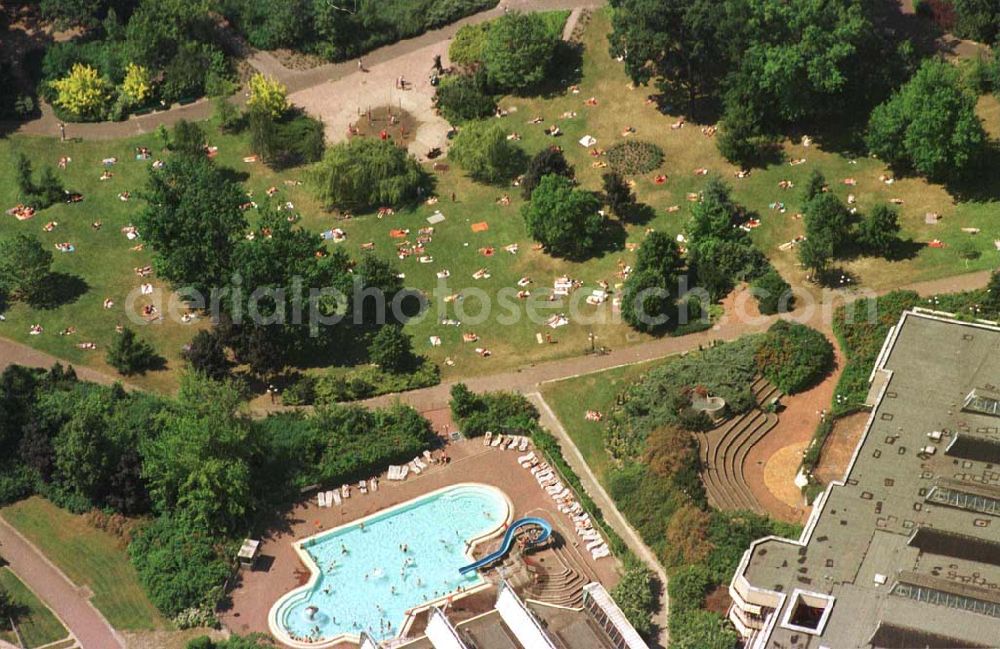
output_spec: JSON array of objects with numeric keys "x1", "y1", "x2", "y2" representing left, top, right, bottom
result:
[{"x1": 732, "y1": 310, "x2": 1000, "y2": 648}]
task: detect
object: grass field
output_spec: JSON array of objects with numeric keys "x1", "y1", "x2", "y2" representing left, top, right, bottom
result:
[
  {"x1": 539, "y1": 359, "x2": 660, "y2": 483},
  {"x1": 1, "y1": 498, "x2": 166, "y2": 631},
  {"x1": 0, "y1": 9, "x2": 996, "y2": 393},
  {"x1": 0, "y1": 567, "x2": 69, "y2": 647}
]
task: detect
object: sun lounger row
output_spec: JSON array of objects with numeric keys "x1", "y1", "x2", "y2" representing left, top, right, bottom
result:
[
  {"x1": 317, "y1": 476, "x2": 380, "y2": 508},
  {"x1": 483, "y1": 431, "x2": 531, "y2": 451},
  {"x1": 519, "y1": 452, "x2": 610, "y2": 561},
  {"x1": 387, "y1": 464, "x2": 410, "y2": 481}
]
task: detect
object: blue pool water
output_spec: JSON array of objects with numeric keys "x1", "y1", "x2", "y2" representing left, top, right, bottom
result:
[{"x1": 272, "y1": 484, "x2": 510, "y2": 644}]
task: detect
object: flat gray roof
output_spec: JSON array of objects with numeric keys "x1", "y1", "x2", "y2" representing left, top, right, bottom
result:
[{"x1": 737, "y1": 311, "x2": 1000, "y2": 648}]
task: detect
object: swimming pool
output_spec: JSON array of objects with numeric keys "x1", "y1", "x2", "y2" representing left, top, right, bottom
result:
[{"x1": 268, "y1": 483, "x2": 512, "y2": 647}]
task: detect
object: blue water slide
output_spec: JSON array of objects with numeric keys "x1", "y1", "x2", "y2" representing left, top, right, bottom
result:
[{"x1": 459, "y1": 517, "x2": 552, "y2": 575}]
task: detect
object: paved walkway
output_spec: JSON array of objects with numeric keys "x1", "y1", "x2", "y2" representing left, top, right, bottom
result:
[
  {"x1": 0, "y1": 519, "x2": 124, "y2": 649},
  {"x1": 8, "y1": 0, "x2": 602, "y2": 142},
  {"x1": 529, "y1": 392, "x2": 670, "y2": 648}
]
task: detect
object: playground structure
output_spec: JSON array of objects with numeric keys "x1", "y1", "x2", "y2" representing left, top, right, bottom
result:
[{"x1": 459, "y1": 517, "x2": 553, "y2": 575}]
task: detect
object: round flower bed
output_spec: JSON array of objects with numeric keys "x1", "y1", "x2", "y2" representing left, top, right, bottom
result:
[{"x1": 606, "y1": 140, "x2": 664, "y2": 175}]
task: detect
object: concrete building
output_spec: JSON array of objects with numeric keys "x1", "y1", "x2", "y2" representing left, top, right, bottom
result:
[
  {"x1": 729, "y1": 310, "x2": 1000, "y2": 648},
  {"x1": 371, "y1": 581, "x2": 649, "y2": 649}
]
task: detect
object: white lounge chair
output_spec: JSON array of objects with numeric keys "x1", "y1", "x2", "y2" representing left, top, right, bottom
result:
[
  {"x1": 592, "y1": 545, "x2": 610, "y2": 559},
  {"x1": 317, "y1": 491, "x2": 327, "y2": 508},
  {"x1": 398, "y1": 465, "x2": 409, "y2": 481},
  {"x1": 582, "y1": 530, "x2": 602, "y2": 542},
  {"x1": 359, "y1": 480, "x2": 368, "y2": 495},
  {"x1": 414, "y1": 456, "x2": 427, "y2": 470},
  {"x1": 518, "y1": 451, "x2": 535, "y2": 466},
  {"x1": 552, "y1": 488, "x2": 571, "y2": 500},
  {"x1": 341, "y1": 484, "x2": 350, "y2": 499},
  {"x1": 410, "y1": 460, "x2": 422, "y2": 474},
  {"x1": 586, "y1": 537, "x2": 605, "y2": 551},
  {"x1": 370, "y1": 478, "x2": 378, "y2": 492},
  {"x1": 484, "y1": 431, "x2": 493, "y2": 446},
  {"x1": 519, "y1": 437, "x2": 530, "y2": 452},
  {"x1": 331, "y1": 490, "x2": 342, "y2": 507},
  {"x1": 491, "y1": 434, "x2": 504, "y2": 447},
  {"x1": 530, "y1": 463, "x2": 549, "y2": 475},
  {"x1": 573, "y1": 512, "x2": 589, "y2": 523},
  {"x1": 506, "y1": 437, "x2": 518, "y2": 450},
  {"x1": 546, "y1": 482, "x2": 564, "y2": 494},
  {"x1": 423, "y1": 450, "x2": 433, "y2": 463}
]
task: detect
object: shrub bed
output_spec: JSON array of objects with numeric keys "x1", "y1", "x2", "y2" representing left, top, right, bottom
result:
[{"x1": 606, "y1": 141, "x2": 664, "y2": 175}]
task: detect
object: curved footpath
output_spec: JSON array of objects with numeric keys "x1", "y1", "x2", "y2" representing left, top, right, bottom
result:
[
  {"x1": 7, "y1": 0, "x2": 603, "y2": 142},
  {"x1": 0, "y1": 518, "x2": 124, "y2": 648}
]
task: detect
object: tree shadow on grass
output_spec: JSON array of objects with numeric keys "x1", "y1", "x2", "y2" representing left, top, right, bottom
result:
[
  {"x1": 29, "y1": 272, "x2": 88, "y2": 310},
  {"x1": 216, "y1": 166, "x2": 251, "y2": 186},
  {"x1": 531, "y1": 42, "x2": 584, "y2": 99},
  {"x1": 944, "y1": 144, "x2": 1000, "y2": 203},
  {"x1": 620, "y1": 202, "x2": 656, "y2": 227},
  {"x1": 887, "y1": 239, "x2": 925, "y2": 262},
  {"x1": 594, "y1": 218, "x2": 627, "y2": 257}
]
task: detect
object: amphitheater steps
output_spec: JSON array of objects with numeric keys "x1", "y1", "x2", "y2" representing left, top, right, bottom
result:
[{"x1": 697, "y1": 377, "x2": 782, "y2": 514}]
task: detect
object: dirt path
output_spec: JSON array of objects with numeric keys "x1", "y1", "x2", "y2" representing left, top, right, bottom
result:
[
  {"x1": 0, "y1": 519, "x2": 124, "y2": 649},
  {"x1": 529, "y1": 392, "x2": 670, "y2": 648},
  {"x1": 0, "y1": 332, "x2": 134, "y2": 389}
]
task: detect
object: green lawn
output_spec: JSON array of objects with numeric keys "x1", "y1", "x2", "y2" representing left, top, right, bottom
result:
[
  {"x1": 0, "y1": 9, "x2": 996, "y2": 393},
  {"x1": 1, "y1": 497, "x2": 166, "y2": 631},
  {"x1": 0, "y1": 567, "x2": 69, "y2": 648},
  {"x1": 540, "y1": 360, "x2": 659, "y2": 482}
]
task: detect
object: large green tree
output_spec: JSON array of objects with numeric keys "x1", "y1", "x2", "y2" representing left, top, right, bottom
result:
[
  {"x1": 141, "y1": 375, "x2": 257, "y2": 534},
  {"x1": 482, "y1": 12, "x2": 557, "y2": 92},
  {"x1": 522, "y1": 174, "x2": 603, "y2": 260},
  {"x1": 137, "y1": 156, "x2": 246, "y2": 295},
  {"x1": 953, "y1": 0, "x2": 1000, "y2": 44},
  {"x1": 867, "y1": 59, "x2": 986, "y2": 180},
  {"x1": 448, "y1": 119, "x2": 525, "y2": 183},
  {"x1": 0, "y1": 234, "x2": 53, "y2": 305},
  {"x1": 310, "y1": 137, "x2": 430, "y2": 211},
  {"x1": 857, "y1": 204, "x2": 901, "y2": 257}
]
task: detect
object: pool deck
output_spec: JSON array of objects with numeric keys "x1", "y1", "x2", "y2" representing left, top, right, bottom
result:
[{"x1": 220, "y1": 435, "x2": 620, "y2": 647}]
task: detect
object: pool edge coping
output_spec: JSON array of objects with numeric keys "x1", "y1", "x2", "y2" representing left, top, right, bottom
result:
[{"x1": 266, "y1": 482, "x2": 515, "y2": 648}]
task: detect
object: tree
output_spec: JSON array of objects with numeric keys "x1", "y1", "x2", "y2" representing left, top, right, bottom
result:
[
  {"x1": 34, "y1": 165, "x2": 65, "y2": 208},
  {"x1": 14, "y1": 152, "x2": 34, "y2": 200},
  {"x1": 755, "y1": 321, "x2": 834, "y2": 393},
  {"x1": 448, "y1": 120, "x2": 524, "y2": 183},
  {"x1": 521, "y1": 174, "x2": 603, "y2": 260},
  {"x1": 953, "y1": 0, "x2": 1000, "y2": 44},
  {"x1": 602, "y1": 172, "x2": 635, "y2": 219},
  {"x1": 751, "y1": 268, "x2": 793, "y2": 315},
  {"x1": 670, "y1": 610, "x2": 739, "y2": 649},
  {"x1": 716, "y1": 91, "x2": 777, "y2": 168},
  {"x1": 798, "y1": 231, "x2": 834, "y2": 278},
  {"x1": 311, "y1": 138, "x2": 430, "y2": 211},
  {"x1": 106, "y1": 328, "x2": 159, "y2": 376},
  {"x1": 450, "y1": 22, "x2": 491, "y2": 67},
  {"x1": 664, "y1": 500, "x2": 713, "y2": 567},
  {"x1": 636, "y1": 231, "x2": 683, "y2": 279},
  {"x1": 246, "y1": 73, "x2": 289, "y2": 119},
  {"x1": 857, "y1": 204, "x2": 901, "y2": 257},
  {"x1": 621, "y1": 269, "x2": 674, "y2": 333},
  {"x1": 803, "y1": 192, "x2": 854, "y2": 256},
  {"x1": 867, "y1": 59, "x2": 986, "y2": 180},
  {"x1": 609, "y1": 0, "x2": 733, "y2": 111},
  {"x1": 434, "y1": 71, "x2": 496, "y2": 124},
  {"x1": 0, "y1": 234, "x2": 53, "y2": 304},
  {"x1": 802, "y1": 169, "x2": 827, "y2": 203},
  {"x1": 121, "y1": 62, "x2": 152, "y2": 108},
  {"x1": 182, "y1": 329, "x2": 231, "y2": 380},
  {"x1": 520, "y1": 147, "x2": 574, "y2": 200},
  {"x1": 450, "y1": 383, "x2": 483, "y2": 421},
  {"x1": 368, "y1": 325, "x2": 415, "y2": 373},
  {"x1": 137, "y1": 155, "x2": 246, "y2": 294},
  {"x1": 644, "y1": 424, "x2": 695, "y2": 478},
  {"x1": 482, "y1": 12, "x2": 557, "y2": 92},
  {"x1": 170, "y1": 120, "x2": 206, "y2": 157},
  {"x1": 50, "y1": 63, "x2": 112, "y2": 120},
  {"x1": 141, "y1": 374, "x2": 256, "y2": 534},
  {"x1": 610, "y1": 561, "x2": 656, "y2": 638}
]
